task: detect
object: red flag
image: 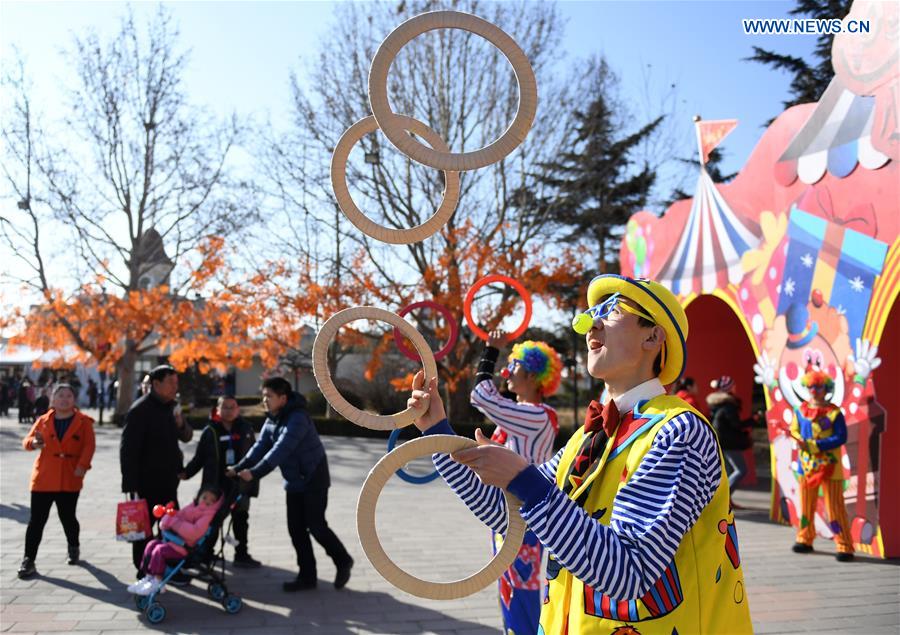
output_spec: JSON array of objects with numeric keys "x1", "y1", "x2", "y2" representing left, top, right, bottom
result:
[{"x1": 695, "y1": 119, "x2": 738, "y2": 164}]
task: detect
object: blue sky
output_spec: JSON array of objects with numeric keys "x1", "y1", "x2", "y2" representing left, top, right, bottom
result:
[
  {"x1": 1, "y1": 0, "x2": 827, "y2": 314},
  {"x1": 1, "y1": 1, "x2": 820, "y2": 176}
]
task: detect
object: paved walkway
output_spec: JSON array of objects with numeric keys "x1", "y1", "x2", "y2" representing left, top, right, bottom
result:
[{"x1": 1, "y1": 413, "x2": 898, "y2": 634}]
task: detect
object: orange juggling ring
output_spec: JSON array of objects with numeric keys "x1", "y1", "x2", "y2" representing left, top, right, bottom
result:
[
  {"x1": 463, "y1": 275, "x2": 532, "y2": 341},
  {"x1": 393, "y1": 301, "x2": 459, "y2": 362}
]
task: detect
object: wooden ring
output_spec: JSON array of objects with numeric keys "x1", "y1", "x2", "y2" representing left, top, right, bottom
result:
[
  {"x1": 393, "y1": 300, "x2": 459, "y2": 362},
  {"x1": 356, "y1": 435, "x2": 526, "y2": 599},
  {"x1": 331, "y1": 115, "x2": 461, "y2": 244},
  {"x1": 463, "y1": 274, "x2": 532, "y2": 341},
  {"x1": 312, "y1": 306, "x2": 438, "y2": 430},
  {"x1": 368, "y1": 10, "x2": 537, "y2": 172}
]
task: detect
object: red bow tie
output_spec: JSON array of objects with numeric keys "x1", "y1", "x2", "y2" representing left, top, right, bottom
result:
[{"x1": 584, "y1": 399, "x2": 620, "y2": 436}]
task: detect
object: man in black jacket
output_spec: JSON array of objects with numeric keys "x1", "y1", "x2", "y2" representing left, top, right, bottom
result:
[
  {"x1": 227, "y1": 377, "x2": 353, "y2": 592},
  {"x1": 181, "y1": 395, "x2": 260, "y2": 568},
  {"x1": 120, "y1": 365, "x2": 193, "y2": 576}
]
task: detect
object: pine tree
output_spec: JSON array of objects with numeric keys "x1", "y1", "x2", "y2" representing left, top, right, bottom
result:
[
  {"x1": 529, "y1": 61, "x2": 662, "y2": 273},
  {"x1": 665, "y1": 147, "x2": 737, "y2": 207},
  {"x1": 745, "y1": 0, "x2": 853, "y2": 113}
]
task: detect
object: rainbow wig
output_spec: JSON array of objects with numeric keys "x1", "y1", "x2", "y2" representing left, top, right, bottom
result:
[
  {"x1": 801, "y1": 368, "x2": 835, "y2": 393},
  {"x1": 508, "y1": 340, "x2": 563, "y2": 397}
]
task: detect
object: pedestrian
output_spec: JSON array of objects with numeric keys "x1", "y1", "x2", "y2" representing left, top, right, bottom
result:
[
  {"x1": 407, "y1": 275, "x2": 752, "y2": 633},
  {"x1": 107, "y1": 380, "x2": 118, "y2": 411},
  {"x1": 0, "y1": 377, "x2": 9, "y2": 417},
  {"x1": 181, "y1": 395, "x2": 261, "y2": 568},
  {"x1": 471, "y1": 330, "x2": 562, "y2": 634},
  {"x1": 87, "y1": 379, "x2": 98, "y2": 409},
  {"x1": 18, "y1": 383, "x2": 96, "y2": 578},
  {"x1": 706, "y1": 375, "x2": 752, "y2": 498},
  {"x1": 136, "y1": 374, "x2": 151, "y2": 400},
  {"x1": 227, "y1": 377, "x2": 353, "y2": 591},
  {"x1": 33, "y1": 387, "x2": 50, "y2": 419},
  {"x1": 674, "y1": 376, "x2": 704, "y2": 417},
  {"x1": 120, "y1": 365, "x2": 193, "y2": 580},
  {"x1": 18, "y1": 380, "x2": 34, "y2": 424},
  {"x1": 790, "y1": 368, "x2": 854, "y2": 561}
]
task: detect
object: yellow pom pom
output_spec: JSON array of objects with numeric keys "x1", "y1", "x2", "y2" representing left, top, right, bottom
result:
[{"x1": 572, "y1": 312, "x2": 593, "y2": 335}]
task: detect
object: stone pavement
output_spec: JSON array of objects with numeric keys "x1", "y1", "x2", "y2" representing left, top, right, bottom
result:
[{"x1": 1, "y1": 412, "x2": 898, "y2": 634}]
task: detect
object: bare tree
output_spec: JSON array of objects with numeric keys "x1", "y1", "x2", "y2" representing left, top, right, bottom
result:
[{"x1": 1, "y1": 7, "x2": 256, "y2": 414}]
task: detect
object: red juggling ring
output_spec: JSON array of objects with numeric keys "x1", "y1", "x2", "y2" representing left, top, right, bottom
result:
[
  {"x1": 393, "y1": 301, "x2": 459, "y2": 362},
  {"x1": 463, "y1": 275, "x2": 532, "y2": 341}
]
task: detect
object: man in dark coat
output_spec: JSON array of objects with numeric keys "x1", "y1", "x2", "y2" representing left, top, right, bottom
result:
[
  {"x1": 706, "y1": 375, "x2": 752, "y2": 500},
  {"x1": 120, "y1": 365, "x2": 193, "y2": 576},
  {"x1": 228, "y1": 377, "x2": 353, "y2": 592},
  {"x1": 181, "y1": 395, "x2": 260, "y2": 567}
]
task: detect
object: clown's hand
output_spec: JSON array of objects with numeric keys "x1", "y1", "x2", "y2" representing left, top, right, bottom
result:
[
  {"x1": 753, "y1": 351, "x2": 777, "y2": 388},
  {"x1": 849, "y1": 338, "x2": 881, "y2": 382},
  {"x1": 407, "y1": 370, "x2": 445, "y2": 432},
  {"x1": 450, "y1": 429, "x2": 527, "y2": 489}
]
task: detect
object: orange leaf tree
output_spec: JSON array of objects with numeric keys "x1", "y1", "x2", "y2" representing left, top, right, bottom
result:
[
  {"x1": 1, "y1": 8, "x2": 257, "y2": 414},
  {"x1": 4, "y1": 237, "x2": 264, "y2": 416}
]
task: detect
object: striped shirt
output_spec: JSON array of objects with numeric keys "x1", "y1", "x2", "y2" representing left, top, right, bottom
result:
[
  {"x1": 428, "y1": 408, "x2": 721, "y2": 600},
  {"x1": 470, "y1": 379, "x2": 557, "y2": 464}
]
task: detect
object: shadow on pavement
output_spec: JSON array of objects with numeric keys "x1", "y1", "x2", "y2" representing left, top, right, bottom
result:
[
  {"x1": 797, "y1": 550, "x2": 900, "y2": 566},
  {"x1": 39, "y1": 561, "x2": 130, "y2": 607},
  {"x1": 0, "y1": 502, "x2": 30, "y2": 525},
  {"x1": 232, "y1": 565, "x2": 496, "y2": 633}
]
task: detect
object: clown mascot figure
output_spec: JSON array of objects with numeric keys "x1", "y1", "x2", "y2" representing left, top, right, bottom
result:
[
  {"x1": 790, "y1": 369, "x2": 855, "y2": 562},
  {"x1": 471, "y1": 330, "x2": 562, "y2": 635},
  {"x1": 754, "y1": 300, "x2": 881, "y2": 555}
]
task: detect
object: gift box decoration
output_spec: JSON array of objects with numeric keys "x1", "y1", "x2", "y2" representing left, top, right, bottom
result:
[{"x1": 777, "y1": 206, "x2": 888, "y2": 343}]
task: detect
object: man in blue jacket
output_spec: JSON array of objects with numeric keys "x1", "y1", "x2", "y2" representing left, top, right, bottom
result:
[{"x1": 227, "y1": 377, "x2": 353, "y2": 591}]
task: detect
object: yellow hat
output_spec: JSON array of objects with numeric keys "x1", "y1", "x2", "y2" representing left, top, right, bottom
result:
[{"x1": 584, "y1": 275, "x2": 689, "y2": 385}]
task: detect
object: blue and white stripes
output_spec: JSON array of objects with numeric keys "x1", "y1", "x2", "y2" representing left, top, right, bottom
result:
[
  {"x1": 470, "y1": 380, "x2": 557, "y2": 464},
  {"x1": 430, "y1": 411, "x2": 721, "y2": 601}
]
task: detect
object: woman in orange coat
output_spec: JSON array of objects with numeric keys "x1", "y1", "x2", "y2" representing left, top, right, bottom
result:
[{"x1": 18, "y1": 383, "x2": 95, "y2": 579}]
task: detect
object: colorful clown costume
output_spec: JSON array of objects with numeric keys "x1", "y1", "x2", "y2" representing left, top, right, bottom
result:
[
  {"x1": 790, "y1": 400, "x2": 854, "y2": 555},
  {"x1": 471, "y1": 341, "x2": 560, "y2": 634},
  {"x1": 428, "y1": 388, "x2": 751, "y2": 634},
  {"x1": 425, "y1": 275, "x2": 752, "y2": 633}
]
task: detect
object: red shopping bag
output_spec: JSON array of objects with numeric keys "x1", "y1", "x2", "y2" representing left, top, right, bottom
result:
[{"x1": 116, "y1": 498, "x2": 151, "y2": 542}]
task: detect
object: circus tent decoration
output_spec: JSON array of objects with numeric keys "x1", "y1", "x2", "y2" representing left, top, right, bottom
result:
[
  {"x1": 657, "y1": 117, "x2": 761, "y2": 295},
  {"x1": 619, "y1": 0, "x2": 899, "y2": 559},
  {"x1": 774, "y1": 76, "x2": 890, "y2": 186}
]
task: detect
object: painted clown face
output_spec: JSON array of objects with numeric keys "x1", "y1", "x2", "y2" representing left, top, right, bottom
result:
[{"x1": 777, "y1": 333, "x2": 845, "y2": 409}]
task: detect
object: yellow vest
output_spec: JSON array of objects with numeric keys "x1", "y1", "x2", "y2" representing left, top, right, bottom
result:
[{"x1": 538, "y1": 395, "x2": 753, "y2": 635}]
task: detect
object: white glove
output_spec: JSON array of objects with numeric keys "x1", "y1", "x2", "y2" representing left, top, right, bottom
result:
[
  {"x1": 753, "y1": 350, "x2": 778, "y2": 388},
  {"x1": 849, "y1": 338, "x2": 881, "y2": 381}
]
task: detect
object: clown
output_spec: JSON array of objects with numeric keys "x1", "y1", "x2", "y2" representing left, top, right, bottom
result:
[
  {"x1": 754, "y1": 301, "x2": 881, "y2": 547},
  {"x1": 470, "y1": 330, "x2": 562, "y2": 635},
  {"x1": 790, "y1": 368, "x2": 854, "y2": 561},
  {"x1": 409, "y1": 275, "x2": 752, "y2": 634}
]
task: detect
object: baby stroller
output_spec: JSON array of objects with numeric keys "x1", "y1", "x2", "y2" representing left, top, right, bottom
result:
[{"x1": 133, "y1": 489, "x2": 244, "y2": 624}]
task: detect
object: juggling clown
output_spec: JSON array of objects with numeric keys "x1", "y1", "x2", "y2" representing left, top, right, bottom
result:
[
  {"x1": 471, "y1": 332, "x2": 562, "y2": 635},
  {"x1": 408, "y1": 275, "x2": 752, "y2": 634}
]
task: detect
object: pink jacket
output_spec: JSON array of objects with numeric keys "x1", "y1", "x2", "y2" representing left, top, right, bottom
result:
[{"x1": 160, "y1": 498, "x2": 223, "y2": 555}]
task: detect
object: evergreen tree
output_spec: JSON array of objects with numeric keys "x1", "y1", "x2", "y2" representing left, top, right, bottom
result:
[
  {"x1": 528, "y1": 61, "x2": 662, "y2": 273},
  {"x1": 665, "y1": 147, "x2": 737, "y2": 207},
  {"x1": 745, "y1": 0, "x2": 853, "y2": 113}
]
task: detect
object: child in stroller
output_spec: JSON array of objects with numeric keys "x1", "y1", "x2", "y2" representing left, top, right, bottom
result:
[{"x1": 128, "y1": 485, "x2": 243, "y2": 623}]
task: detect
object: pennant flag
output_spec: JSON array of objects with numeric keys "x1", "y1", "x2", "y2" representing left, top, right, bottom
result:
[{"x1": 695, "y1": 118, "x2": 738, "y2": 164}]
